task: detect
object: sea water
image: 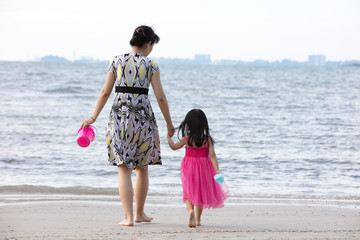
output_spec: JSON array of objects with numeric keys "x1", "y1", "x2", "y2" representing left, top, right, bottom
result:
[{"x1": 0, "y1": 62, "x2": 359, "y2": 202}]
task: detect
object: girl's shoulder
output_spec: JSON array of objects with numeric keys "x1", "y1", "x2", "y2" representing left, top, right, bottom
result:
[{"x1": 183, "y1": 136, "x2": 191, "y2": 147}]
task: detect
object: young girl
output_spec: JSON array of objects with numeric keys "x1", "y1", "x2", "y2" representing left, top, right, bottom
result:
[{"x1": 167, "y1": 109, "x2": 230, "y2": 228}]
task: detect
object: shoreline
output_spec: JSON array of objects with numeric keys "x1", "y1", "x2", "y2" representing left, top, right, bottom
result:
[
  {"x1": 1, "y1": 200, "x2": 359, "y2": 240},
  {"x1": 2, "y1": 184, "x2": 359, "y2": 200},
  {"x1": 1, "y1": 192, "x2": 360, "y2": 207}
]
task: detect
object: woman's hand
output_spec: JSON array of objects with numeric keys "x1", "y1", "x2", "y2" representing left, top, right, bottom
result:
[{"x1": 81, "y1": 117, "x2": 96, "y2": 129}]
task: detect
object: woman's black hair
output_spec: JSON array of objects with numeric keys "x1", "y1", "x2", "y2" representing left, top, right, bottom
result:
[
  {"x1": 129, "y1": 25, "x2": 160, "y2": 48},
  {"x1": 177, "y1": 109, "x2": 214, "y2": 147}
]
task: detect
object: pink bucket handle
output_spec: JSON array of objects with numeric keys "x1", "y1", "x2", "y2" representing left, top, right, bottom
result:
[
  {"x1": 77, "y1": 125, "x2": 98, "y2": 135},
  {"x1": 90, "y1": 125, "x2": 98, "y2": 135}
]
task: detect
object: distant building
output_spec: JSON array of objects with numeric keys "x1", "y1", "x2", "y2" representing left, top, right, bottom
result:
[
  {"x1": 40, "y1": 55, "x2": 70, "y2": 63},
  {"x1": 194, "y1": 54, "x2": 211, "y2": 64},
  {"x1": 308, "y1": 55, "x2": 326, "y2": 66}
]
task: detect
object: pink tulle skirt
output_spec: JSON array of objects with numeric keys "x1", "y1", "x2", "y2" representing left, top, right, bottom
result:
[{"x1": 181, "y1": 154, "x2": 230, "y2": 209}]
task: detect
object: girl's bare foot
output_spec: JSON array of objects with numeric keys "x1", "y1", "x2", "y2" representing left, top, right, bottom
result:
[
  {"x1": 196, "y1": 221, "x2": 201, "y2": 226},
  {"x1": 188, "y1": 210, "x2": 196, "y2": 228},
  {"x1": 118, "y1": 219, "x2": 134, "y2": 226},
  {"x1": 134, "y1": 212, "x2": 153, "y2": 223}
]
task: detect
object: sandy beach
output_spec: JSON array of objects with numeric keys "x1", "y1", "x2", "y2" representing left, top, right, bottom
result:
[{"x1": 1, "y1": 198, "x2": 359, "y2": 240}]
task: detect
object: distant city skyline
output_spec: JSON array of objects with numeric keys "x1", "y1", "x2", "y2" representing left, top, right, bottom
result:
[
  {"x1": 19, "y1": 53, "x2": 360, "y2": 63},
  {"x1": 1, "y1": 0, "x2": 359, "y2": 62},
  {"x1": 9, "y1": 49, "x2": 360, "y2": 64},
  {"x1": 36, "y1": 53, "x2": 360, "y2": 66}
]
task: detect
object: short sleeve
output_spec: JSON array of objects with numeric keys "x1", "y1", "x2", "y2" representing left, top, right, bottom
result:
[
  {"x1": 150, "y1": 60, "x2": 159, "y2": 75},
  {"x1": 108, "y1": 56, "x2": 116, "y2": 74}
]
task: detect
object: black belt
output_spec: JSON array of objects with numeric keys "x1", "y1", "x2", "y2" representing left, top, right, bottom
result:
[{"x1": 115, "y1": 86, "x2": 148, "y2": 95}]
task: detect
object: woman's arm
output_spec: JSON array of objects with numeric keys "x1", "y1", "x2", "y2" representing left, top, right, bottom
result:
[
  {"x1": 151, "y1": 70, "x2": 175, "y2": 137},
  {"x1": 208, "y1": 140, "x2": 221, "y2": 173},
  {"x1": 81, "y1": 72, "x2": 116, "y2": 128},
  {"x1": 167, "y1": 135, "x2": 186, "y2": 150}
]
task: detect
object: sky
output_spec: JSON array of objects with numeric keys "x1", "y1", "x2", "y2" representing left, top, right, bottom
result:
[{"x1": 0, "y1": 0, "x2": 359, "y2": 62}]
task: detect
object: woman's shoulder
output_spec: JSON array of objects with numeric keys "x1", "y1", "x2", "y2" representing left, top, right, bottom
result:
[
  {"x1": 121, "y1": 53, "x2": 158, "y2": 65},
  {"x1": 112, "y1": 53, "x2": 129, "y2": 61},
  {"x1": 110, "y1": 53, "x2": 134, "y2": 61},
  {"x1": 135, "y1": 54, "x2": 158, "y2": 68},
  {"x1": 109, "y1": 55, "x2": 123, "y2": 65}
]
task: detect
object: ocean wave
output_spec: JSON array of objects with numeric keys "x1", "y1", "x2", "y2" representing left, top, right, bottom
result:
[
  {"x1": 0, "y1": 185, "x2": 117, "y2": 196},
  {"x1": 1, "y1": 185, "x2": 360, "y2": 201},
  {"x1": 0, "y1": 158, "x2": 25, "y2": 164},
  {"x1": 44, "y1": 87, "x2": 84, "y2": 94}
]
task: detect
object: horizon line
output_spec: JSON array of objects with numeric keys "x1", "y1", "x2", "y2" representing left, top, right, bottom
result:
[{"x1": 1, "y1": 54, "x2": 360, "y2": 63}]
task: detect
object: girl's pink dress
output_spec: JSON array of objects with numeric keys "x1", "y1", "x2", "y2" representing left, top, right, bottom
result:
[{"x1": 181, "y1": 137, "x2": 230, "y2": 208}]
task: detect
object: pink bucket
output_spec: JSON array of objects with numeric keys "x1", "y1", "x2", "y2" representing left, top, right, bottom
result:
[{"x1": 77, "y1": 125, "x2": 96, "y2": 148}]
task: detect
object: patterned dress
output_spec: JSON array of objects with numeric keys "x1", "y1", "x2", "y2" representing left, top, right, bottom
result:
[{"x1": 106, "y1": 53, "x2": 161, "y2": 169}]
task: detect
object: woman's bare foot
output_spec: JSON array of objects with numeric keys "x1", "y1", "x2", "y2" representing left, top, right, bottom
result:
[
  {"x1": 196, "y1": 221, "x2": 201, "y2": 226},
  {"x1": 188, "y1": 210, "x2": 196, "y2": 228},
  {"x1": 118, "y1": 219, "x2": 134, "y2": 226},
  {"x1": 134, "y1": 212, "x2": 153, "y2": 223}
]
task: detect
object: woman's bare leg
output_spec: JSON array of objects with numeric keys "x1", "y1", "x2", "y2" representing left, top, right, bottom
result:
[
  {"x1": 195, "y1": 206, "x2": 203, "y2": 226},
  {"x1": 185, "y1": 200, "x2": 196, "y2": 228},
  {"x1": 134, "y1": 166, "x2": 153, "y2": 222},
  {"x1": 117, "y1": 165, "x2": 134, "y2": 226}
]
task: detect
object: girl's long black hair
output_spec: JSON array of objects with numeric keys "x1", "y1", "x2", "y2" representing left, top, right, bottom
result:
[{"x1": 178, "y1": 109, "x2": 214, "y2": 147}]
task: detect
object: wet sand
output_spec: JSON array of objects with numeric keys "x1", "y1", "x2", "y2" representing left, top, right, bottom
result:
[{"x1": 1, "y1": 199, "x2": 359, "y2": 239}]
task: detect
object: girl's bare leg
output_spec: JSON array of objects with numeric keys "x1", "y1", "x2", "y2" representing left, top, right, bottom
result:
[
  {"x1": 134, "y1": 166, "x2": 153, "y2": 223},
  {"x1": 117, "y1": 165, "x2": 134, "y2": 226},
  {"x1": 195, "y1": 206, "x2": 203, "y2": 226},
  {"x1": 185, "y1": 200, "x2": 196, "y2": 228}
]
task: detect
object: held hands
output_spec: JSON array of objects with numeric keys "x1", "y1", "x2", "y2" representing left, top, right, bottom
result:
[
  {"x1": 166, "y1": 130, "x2": 181, "y2": 150},
  {"x1": 81, "y1": 116, "x2": 96, "y2": 129},
  {"x1": 167, "y1": 124, "x2": 175, "y2": 137},
  {"x1": 166, "y1": 132, "x2": 173, "y2": 145}
]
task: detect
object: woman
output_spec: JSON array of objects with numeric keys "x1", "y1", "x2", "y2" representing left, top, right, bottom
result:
[{"x1": 81, "y1": 25, "x2": 174, "y2": 226}]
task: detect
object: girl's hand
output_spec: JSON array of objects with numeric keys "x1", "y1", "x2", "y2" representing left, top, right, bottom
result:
[
  {"x1": 81, "y1": 117, "x2": 96, "y2": 129},
  {"x1": 166, "y1": 133, "x2": 173, "y2": 147},
  {"x1": 216, "y1": 170, "x2": 222, "y2": 174}
]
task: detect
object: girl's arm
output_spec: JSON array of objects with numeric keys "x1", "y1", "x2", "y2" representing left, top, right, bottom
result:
[
  {"x1": 167, "y1": 135, "x2": 186, "y2": 150},
  {"x1": 151, "y1": 71, "x2": 175, "y2": 137},
  {"x1": 208, "y1": 140, "x2": 221, "y2": 174},
  {"x1": 81, "y1": 72, "x2": 115, "y2": 128}
]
